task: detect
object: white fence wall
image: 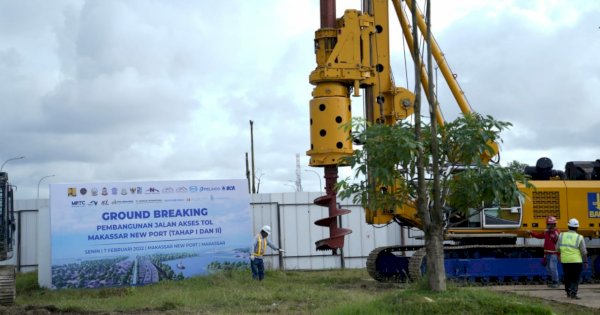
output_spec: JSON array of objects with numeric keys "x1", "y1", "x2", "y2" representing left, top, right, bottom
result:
[
  {"x1": 8, "y1": 193, "x2": 428, "y2": 273},
  {"x1": 0, "y1": 199, "x2": 45, "y2": 272},
  {"x1": 250, "y1": 192, "x2": 423, "y2": 270}
]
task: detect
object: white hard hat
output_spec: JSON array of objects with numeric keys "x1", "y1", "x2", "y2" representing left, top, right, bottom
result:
[
  {"x1": 568, "y1": 218, "x2": 579, "y2": 228},
  {"x1": 261, "y1": 225, "x2": 271, "y2": 235}
]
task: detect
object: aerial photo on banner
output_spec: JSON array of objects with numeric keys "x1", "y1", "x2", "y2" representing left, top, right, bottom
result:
[{"x1": 49, "y1": 179, "x2": 251, "y2": 289}]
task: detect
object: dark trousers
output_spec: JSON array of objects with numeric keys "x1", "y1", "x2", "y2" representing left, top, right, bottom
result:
[
  {"x1": 562, "y1": 262, "x2": 582, "y2": 297},
  {"x1": 251, "y1": 257, "x2": 264, "y2": 280}
]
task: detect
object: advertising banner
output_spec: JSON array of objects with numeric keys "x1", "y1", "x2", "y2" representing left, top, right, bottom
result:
[{"x1": 50, "y1": 179, "x2": 251, "y2": 289}]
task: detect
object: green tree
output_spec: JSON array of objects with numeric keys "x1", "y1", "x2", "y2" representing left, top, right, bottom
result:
[
  {"x1": 338, "y1": 113, "x2": 529, "y2": 291},
  {"x1": 506, "y1": 160, "x2": 529, "y2": 173}
]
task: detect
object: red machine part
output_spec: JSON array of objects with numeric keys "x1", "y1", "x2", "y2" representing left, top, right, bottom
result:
[{"x1": 313, "y1": 166, "x2": 352, "y2": 251}]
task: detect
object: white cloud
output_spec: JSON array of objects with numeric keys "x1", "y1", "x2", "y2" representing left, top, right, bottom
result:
[{"x1": 1, "y1": 0, "x2": 598, "y2": 200}]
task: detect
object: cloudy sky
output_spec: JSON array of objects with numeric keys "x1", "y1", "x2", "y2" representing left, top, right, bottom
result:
[{"x1": 1, "y1": 0, "x2": 599, "y2": 199}]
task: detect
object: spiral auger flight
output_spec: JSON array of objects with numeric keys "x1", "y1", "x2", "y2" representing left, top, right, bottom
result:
[{"x1": 313, "y1": 166, "x2": 352, "y2": 252}]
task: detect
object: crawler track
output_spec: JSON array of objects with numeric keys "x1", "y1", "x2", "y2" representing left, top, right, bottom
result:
[
  {"x1": 367, "y1": 244, "x2": 600, "y2": 285},
  {"x1": 0, "y1": 265, "x2": 15, "y2": 305}
]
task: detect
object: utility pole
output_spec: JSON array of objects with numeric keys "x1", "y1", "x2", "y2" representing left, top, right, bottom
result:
[
  {"x1": 250, "y1": 120, "x2": 256, "y2": 194},
  {"x1": 245, "y1": 152, "x2": 251, "y2": 194}
]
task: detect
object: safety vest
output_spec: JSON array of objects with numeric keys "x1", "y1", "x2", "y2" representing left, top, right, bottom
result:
[
  {"x1": 253, "y1": 234, "x2": 267, "y2": 257},
  {"x1": 558, "y1": 231, "x2": 583, "y2": 263}
]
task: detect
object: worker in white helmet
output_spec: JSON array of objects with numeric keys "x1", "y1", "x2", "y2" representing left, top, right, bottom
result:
[
  {"x1": 250, "y1": 225, "x2": 284, "y2": 280},
  {"x1": 557, "y1": 218, "x2": 588, "y2": 300}
]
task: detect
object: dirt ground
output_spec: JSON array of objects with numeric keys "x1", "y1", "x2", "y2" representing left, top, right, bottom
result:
[
  {"x1": 487, "y1": 283, "x2": 600, "y2": 309},
  {"x1": 0, "y1": 304, "x2": 67, "y2": 315},
  {"x1": 0, "y1": 304, "x2": 149, "y2": 315},
  {"x1": 0, "y1": 304, "x2": 96, "y2": 315},
  {"x1": 0, "y1": 304, "x2": 164, "y2": 315}
]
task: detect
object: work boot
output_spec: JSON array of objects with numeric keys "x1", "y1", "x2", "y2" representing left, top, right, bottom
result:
[
  {"x1": 549, "y1": 283, "x2": 559, "y2": 288},
  {"x1": 571, "y1": 295, "x2": 581, "y2": 300}
]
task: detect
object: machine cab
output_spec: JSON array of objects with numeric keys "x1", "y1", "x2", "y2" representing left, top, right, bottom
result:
[{"x1": 447, "y1": 197, "x2": 523, "y2": 230}]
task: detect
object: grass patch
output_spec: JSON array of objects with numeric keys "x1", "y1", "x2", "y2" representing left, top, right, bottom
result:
[
  {"x1": 327, "y1": 286, "x2": 550, "y2": 315},
  {"x1": 13, "y1": 269, "x2": 598, "y2": 314},
  {"x1": 16, "y1": 271, "x2": 41, "y2": 295}
]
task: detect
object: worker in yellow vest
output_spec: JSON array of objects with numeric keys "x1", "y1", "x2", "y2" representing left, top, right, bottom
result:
[
  {"x1": 557, "y1": 218, "x2": 588, "y2": 300},
  {"x1": 250, "y1": 225, "x2": 284, "y2": 280}
]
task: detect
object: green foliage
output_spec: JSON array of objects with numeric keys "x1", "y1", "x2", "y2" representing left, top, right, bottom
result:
[
  {"x1": 339, "y1": 113, "x2": 528, "y2": 221},
  {"x1": 506, "y1": 160, "x2": 530, "y2": 172},
  {"x1": 326, "y1": 287, "x2": 556, "y2": 315},
  {"x1": 338, "y1": 118, "x2": 420, "y2": 213},
  {"x1": 442, "y1": 113, "x2": 511, "y2": 166},
  {"x1": 14, "y1": 269, "x2": 593, "y2": 314},
  {"x1": 446, "y1": 164, "x2": 529, "y2": 214},
  {"x1": 16, "y1": 271, "x2": 41, "y2": 295}
]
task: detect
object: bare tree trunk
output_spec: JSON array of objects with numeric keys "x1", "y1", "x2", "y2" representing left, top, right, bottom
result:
[
  {"x1": 409, "y1": 0, "x2": 446, "y2": 291},
  {"x1": 424, "y1": 226, "x2": 445, "y2": 289},
  {"x1": 424, "y1": 0, "x2": 446, "y2": 292},
  {"x1": 410, "y1": 0, "x2": 427, "y2": 232}
]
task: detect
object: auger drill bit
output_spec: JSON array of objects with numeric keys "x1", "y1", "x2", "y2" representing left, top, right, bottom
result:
[{"x1": 314, "y1": 165, "x2": 352, "y2": 253}]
